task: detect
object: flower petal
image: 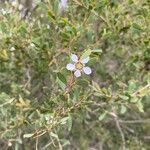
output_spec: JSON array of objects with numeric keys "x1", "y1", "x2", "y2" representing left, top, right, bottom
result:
[
  {"x1": 59, "y1": 0, "x2": 68, "y2": 12},
  {"x1": 66, "y1": 63, "x2": 75, "y2": 71},
  {"x1": 81, "y1": 57, "x2": 89, "y2": 64},
  {"x1": 74, "y1": 70, "x2": 81, "y2": 77},
  {"x1": 71, "y1": 54, "x2": 78, "y2": 62},
  {"x1": 83, "y1": 67, "x2": 92, "y2": 75},
  {"x1": 60, "y1": 0, "x2": 68, "y2": 8}
]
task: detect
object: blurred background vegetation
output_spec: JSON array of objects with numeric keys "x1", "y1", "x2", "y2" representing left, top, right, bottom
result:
[{"x1": 0, "y1": 0, "x2": 150, "y2": 149}]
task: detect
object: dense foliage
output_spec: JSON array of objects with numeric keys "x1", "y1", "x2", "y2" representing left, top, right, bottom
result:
[{"x1": 0, "y1": 0, "x2": 150, "y2": 149}]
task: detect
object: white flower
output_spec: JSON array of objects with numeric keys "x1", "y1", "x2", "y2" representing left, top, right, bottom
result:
[
  {"x1": 8, "y1": 141, "x2": 12, "y2": 147},
  {"x1": 12, "y1": 1, "x2": 18, "y2": 7},
  {"x1": 10, "y1": 47, "x2": 15, "y2": 51},
  {"x1": 66, "y1": 54, "x2": 92, "y2": 77},
  {"x1": 18, "y1": 4, "x2": 24, "y2": 11},
  {"x1": 30, "y1": 43, "x2": 35, "y2": 47},
  {"x1": 59, "y1": 0, "x2": 68, "y2": 12},
  {"x1": 40, "y1": 14, "x2": 44, "y2": 18},
  {"x1": 46, "y1": 24, "x2": 50, "y2": 29},
  {"x1": 1, "y1": 8, "x2": 12, "y2": 15},
  {"x1": 1, "y1": 9, "x2": 7, "y2": 15}
]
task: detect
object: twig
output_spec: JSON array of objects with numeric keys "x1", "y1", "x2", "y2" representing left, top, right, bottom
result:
[
  {"x1": 31, "y1": 99, "x2": 85, "y2": 138},
  {"x1": 0, "y1": 98, "x2": 15, "y2": 108},
  {"x1": 65, "y1": 73, "x2": 75, "y2": 94},
  {"x1": 72, "y1": 0, "x2": 109, "y2": 26},
  {"x1": 119, "y1": 119, "x2": 150, "y2": 124},
  {"x1": 132, "y1": 83, "x2": 150, "y2": 97},
  {"x1": 112, "y1": 109, "x2": 126, "y2": 150},
  {"x1": 35, "y1": 136, "x2": 39, "y2": 150}
]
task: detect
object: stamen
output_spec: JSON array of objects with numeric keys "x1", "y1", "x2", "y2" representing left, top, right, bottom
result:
[{"x1": 75, "y1": 62, "x2": 83, "y2": 70}]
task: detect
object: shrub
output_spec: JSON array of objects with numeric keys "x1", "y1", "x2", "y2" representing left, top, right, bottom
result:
[{"x1": 0, "y1": 0, "x2": 150, "y2": 149}]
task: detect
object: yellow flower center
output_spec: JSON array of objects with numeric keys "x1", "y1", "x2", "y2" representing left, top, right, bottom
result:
[{"x1": 75, "y1": 62, "x2": 83, "y2": 70}]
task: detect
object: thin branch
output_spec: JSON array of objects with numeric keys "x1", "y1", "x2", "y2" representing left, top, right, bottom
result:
[
  {"x1": 119, "y1": 119, "x2": 150, "y2": 124},
  {"x1": 132, "y1": 83, "x2": 150, "y2": 97},
  {"x1": 0, "y1": 98, "x2": 15, "y2": 108},
  {"x1": 35, "y1": 136, "x2": 39, "y2": 150},
  {"x1": 112, "y1": 109, "x2": 126, "y2": 150}
]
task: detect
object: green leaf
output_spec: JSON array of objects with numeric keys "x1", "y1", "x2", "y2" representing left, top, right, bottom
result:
[
  {"x1": 76, "y1": 79, "x2": 89, "y2": 86},
  {"x1": 99, "y1": 112, "x2": 107, "y2": 121},
  {"x1": 131, "y1": 23, "x2": 142, "y2": 34},
  {"x1": 62, "y1": 139, "x2": 70, "y2": 146},
  {"x1": 60, "y1": 117, "x2": 69, "y2": 125},
  {"x1": 47, "y1": 10, "x2": 56, "y2": 20},
  {"x1": 57, "y1": 73, "x2": 67, "y2": 84},
  {"x1": 0, "y1": 98, "x2": 15, "y2": 108},
  {"x1": 132, "y1": 23, "x2": 142, "y2": 31},
  {"x1": 119, "y1": 25, "x2": 130, "y2": 33},
  {"x1": 57, "y1": 78, "x2": 66, "y2": 90},
  {"x1": 130, "y1": 97, "x2": 139, "y2": 103},
  {"x1": 0, "y1": 92, "x2": 11, "y2": 103},
  {"x1": 128, "y1": 80, "x2": 137, "y2": 91},
  {"x1": 23, "y1": 133, "x2": 34, "y2": 138},
  {"x1": 92, "y1": 81, "x2": 101, "y2": 91},
  {"x1": 0, "y1": 22, "x2": 7, "y2": 33},
  {"x1": 50, "y1": 132, "x2": 58, "y2": 138},
  {"x1": 137, "y1": 100, "x2": 144, "y2": 113},
  {"x1": 80, "y1": 49, "x2": 91, "y2": 60},
  {"x1": 68, "y1": 114, "x2": 72, "y2": 131},
  {"x1": 120, "y1": 105, "x2": 127, "y2": 114},
  {"x1": 92, "y1": 49, "x2": 102, "y2": 53},
  {"x1": 57, "y1": 73, "x2": 67, "y2": 90},
  {"x1": 119, "y1": 95, "x2": 129, "y2": 100}
]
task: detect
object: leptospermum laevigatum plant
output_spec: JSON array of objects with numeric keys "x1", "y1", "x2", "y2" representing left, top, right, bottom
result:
[{"x1": 0, "y1": 0, "x2": 150, "y2": 150}]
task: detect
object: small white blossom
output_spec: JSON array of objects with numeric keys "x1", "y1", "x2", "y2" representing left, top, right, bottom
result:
[
  {"x1": 7, "y1": 9, "x2": 13, "y2": 14},
  {"x1": 47, "y1": 24, "x2": 50, "y2": 29},
  {"x1": 59, "y1": 0, "x2": 68, "y2": 12},
  {"x1": 10, "y1": 47, "x2": 15, "y2": 51},
  {"x1": 0, "y1": 8, "x2": 12, "y2": 15},
  {"x1": 30, "y1": 43, "x2": 35, "y2": 47},
  {"x1": 40, "y1": 14, "x2": 44, "y2": 18},
  {"x1": 18, "y1": 4, "x2": 24, "y2": 11},
  {"x1": 12, "y1": 1, "x2": 18, "y2": 7},
  {"x1": 1, "y1": 9, "x2": 7, "y2": 15},
  {"x1": 8, "y1": 141, "x2": 12, "y2": 147},
  {"x1": 9, "y1": 32, "x2": 13, "y2": 37},
  {"x1": 66, "y1": 54, "x2": 92, "y2": 77}
]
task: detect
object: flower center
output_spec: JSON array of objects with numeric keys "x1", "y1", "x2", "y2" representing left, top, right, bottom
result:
[{"x1": 75, "y1": 62, "x2": 83, "y2": 70}]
